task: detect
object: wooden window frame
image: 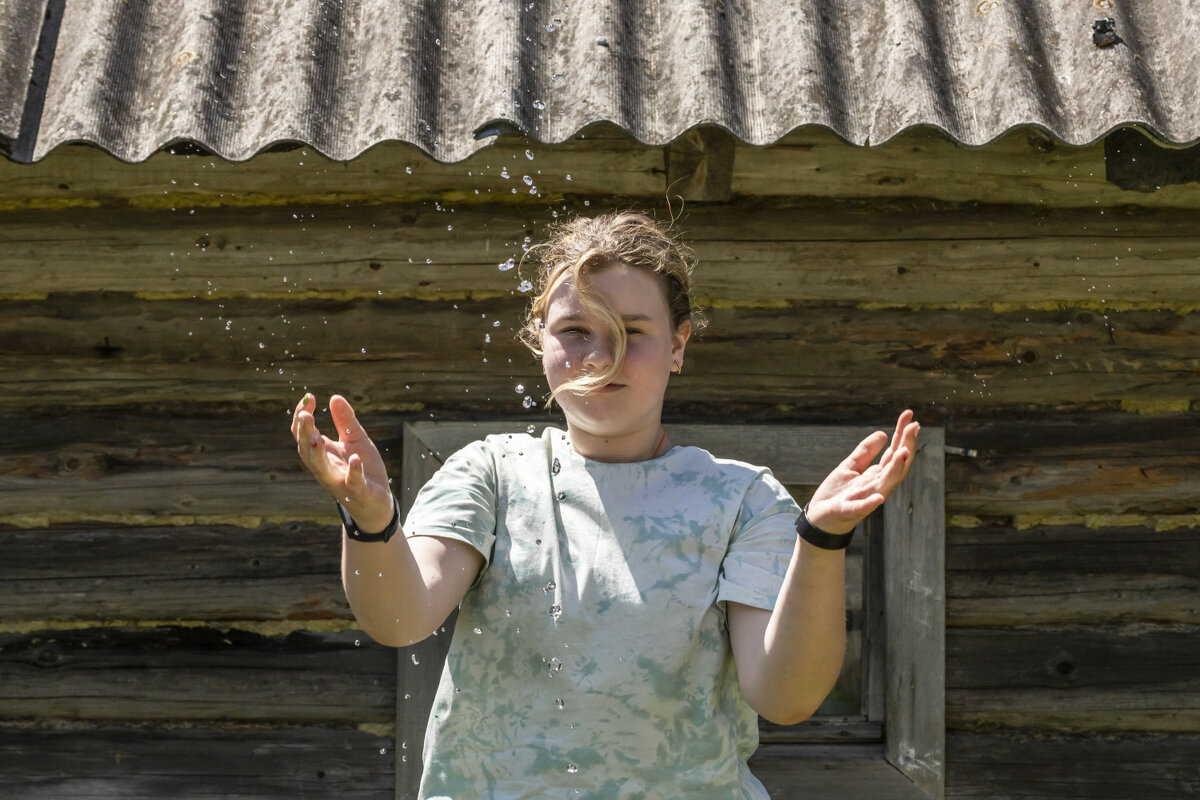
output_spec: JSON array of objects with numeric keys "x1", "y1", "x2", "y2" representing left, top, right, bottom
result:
[{"x1": 394, "y1": 422, "x2": 944, "y2": 800}]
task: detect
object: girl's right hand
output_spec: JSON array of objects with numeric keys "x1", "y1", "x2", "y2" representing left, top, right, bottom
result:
[{"x1": 291, "y1": 393, "x2": 395, "y2": 533}]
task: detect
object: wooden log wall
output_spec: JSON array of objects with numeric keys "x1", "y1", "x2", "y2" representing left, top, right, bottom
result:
[{"x1": 1, "y1": 124, "x2": 1198, "y2": 798}]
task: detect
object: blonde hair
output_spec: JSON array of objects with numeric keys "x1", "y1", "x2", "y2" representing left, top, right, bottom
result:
[{"x1": 518, "y1": 211, "x2": 705, "y2": 406}]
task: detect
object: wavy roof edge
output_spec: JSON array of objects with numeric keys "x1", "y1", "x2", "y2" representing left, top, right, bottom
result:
[{"x1": 15, "y1": 119, "x2": 1200, "y2": 167}]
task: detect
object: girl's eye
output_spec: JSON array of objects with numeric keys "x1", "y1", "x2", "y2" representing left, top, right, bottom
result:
[{"x1": 625, "y1": 328, "x2": 643, "y2": 336}]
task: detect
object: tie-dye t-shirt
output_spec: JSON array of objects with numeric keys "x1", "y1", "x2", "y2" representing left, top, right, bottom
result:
[{"x1": 403, "y1": 427, "x2": 800, "y2": 800}]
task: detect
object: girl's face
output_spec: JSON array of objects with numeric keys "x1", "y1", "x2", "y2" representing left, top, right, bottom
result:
[{"x1": 540, "y1": 263, "x2": 690, "y2": 444}]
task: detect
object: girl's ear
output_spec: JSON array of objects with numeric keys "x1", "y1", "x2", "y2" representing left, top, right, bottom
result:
[{"x1": 671, "y1": 319, "x2": 692, "y2": 360}]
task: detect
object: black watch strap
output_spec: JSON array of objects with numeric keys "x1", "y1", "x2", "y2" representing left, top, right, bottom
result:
[
  {"x1": 795, "y1": 506, "x2": 854, "y2": 550},
  {"x1": 337, "y1": 493, "x2": 401, "y2": 543}
]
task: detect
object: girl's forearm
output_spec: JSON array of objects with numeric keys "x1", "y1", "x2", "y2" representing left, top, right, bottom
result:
[{"x1": 751, "y1": 539, "x2": 848, "y2": 724}]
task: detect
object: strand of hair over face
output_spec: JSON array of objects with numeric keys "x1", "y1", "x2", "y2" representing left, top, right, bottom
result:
[{"x1": 518, "y1": 211, "x2": 706, "y2": 408}]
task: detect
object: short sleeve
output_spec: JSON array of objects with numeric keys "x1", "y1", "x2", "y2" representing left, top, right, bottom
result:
[
  {"x1": 402, "y1": 440, "x2": 498, "y2": 568},
  {"x1": 716, "y1": 469, "x2": 801, "y2": 611}
]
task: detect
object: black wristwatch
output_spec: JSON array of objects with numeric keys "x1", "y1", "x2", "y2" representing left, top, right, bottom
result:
[
  {"x1": 337, "y1": 493, "x2": 401, "y2": 543},
  {"x1": 795, "y1": 506, "x2": 855, "y2": 550}
]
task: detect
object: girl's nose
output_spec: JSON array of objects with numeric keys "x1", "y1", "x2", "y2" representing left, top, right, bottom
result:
[{"x1": 582, "y1": 336, "x2": 614, "y2": 370}]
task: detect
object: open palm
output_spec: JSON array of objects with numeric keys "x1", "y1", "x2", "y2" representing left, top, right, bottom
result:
[
  {"x1": 805, "y1": 410, "x2": 920, "y2": 535},
  {"x1": 291, "y1": 393, "x2": 394, "y2": 531}
]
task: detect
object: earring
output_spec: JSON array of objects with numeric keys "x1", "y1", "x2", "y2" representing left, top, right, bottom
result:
[{"x1": 671, "y1": 363, "x2": 682, "y2": 375}]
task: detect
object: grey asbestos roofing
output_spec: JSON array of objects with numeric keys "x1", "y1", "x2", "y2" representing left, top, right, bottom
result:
[{"x1": 3, "y1": 0, "x2": 1199, "y2": 163}]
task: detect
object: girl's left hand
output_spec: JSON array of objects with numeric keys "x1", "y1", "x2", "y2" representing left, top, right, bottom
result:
[{"x1": 805, "y1": 410, "x2": 920, "y2": 535}]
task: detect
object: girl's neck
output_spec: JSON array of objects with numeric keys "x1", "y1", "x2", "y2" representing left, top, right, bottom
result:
[{"x1": 566, "y1": 423, "x2": 672, "y2": 463}]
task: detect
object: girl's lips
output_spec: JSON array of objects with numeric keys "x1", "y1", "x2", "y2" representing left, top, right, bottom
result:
[{"x1": 593, "y1": 383, "x2": 624, "y2": 393}]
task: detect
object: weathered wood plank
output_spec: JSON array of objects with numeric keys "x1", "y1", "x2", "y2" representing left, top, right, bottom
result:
[
  {"x1": 946, "y1": 626, "x2": 1200, "y2": 732},
  {"x1": 0, "y1": 521, "x2": 347, "y2": 623},
  {"x1": 946, "y1": 729, "x2": 1200, "y2": 799},
  {"x1": 946, "y1": 415, "x2": 1200, "y2": 516},
  {"x1": 735, "y1": 127, "x2": 1200, "y2": 210},
  {"x1": 0, "y1": 721, "x2": 394, "y2": 799},
  {"x1": 2, "y1": 411, "x2": 1197, "y2": 524},
  {"x1": 2, "y1": 200, "x2": 1199, "y2": 307},
  {"x1": 948, "y1": 523, "x2": 1200, "y2": 626},
  {"x1": 0, "y1": 627, "x2": 394, "y2": 722},
  {"x1": 0, "y1": 410, "x2": 369, "y2": 521},
  {"x1": 0, "y1": 296, "x2": 1196, "y2": 414},
  {"x1": 749, "y1": 745, "x2": 929, "y2": 800},
  {"x1": 8, "y1": 127, "x2": 1200, "y2": 213},
  {"x1": 0, "y1": 131, "x2": 663, "y2": 209},
  {"x1": 885, "y1": 427, "x2": 946, "y2": 798}
]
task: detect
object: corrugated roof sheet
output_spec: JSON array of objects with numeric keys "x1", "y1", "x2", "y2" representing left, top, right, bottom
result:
[
  {"x1": 0, "y1": 0, "x2": 48, "y2": 150},
  {"x1": 3, "y1": 0, "x2": 1198, "y2": 163}
]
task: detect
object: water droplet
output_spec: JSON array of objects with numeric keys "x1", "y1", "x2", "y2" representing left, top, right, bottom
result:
[
  {"x1": 379, "y1": 747, "x2": 387, "y2": 755},
  {"x1": 493, "y1": 320, "x2": 501, "y2": 327},
  {"x1": 354, "y1": 639, "x2": 361, "y2": 646},
  {"x1": 500, "y1": 167, "x2": 510, "y2": 179},
  {"x1": 556, "y1": 697, "x2": 565, "y2": 710},
  {"x1": 526, "y1": 424, "x2": 535, "y2": 434},
  {"x1": 567, "y1": 763, "x2": 578, "y2": 774},
  {"x1": 515, "y1": 384, "x2": 525, "y2": 393},
  {"x1": 411, "y1": 653, "x2": 420, "y2": 665},
  {"x1": 473, "y1": 626, "x2": 483, "y2": 634},
  {"x1": 522, "y1": 175, "x2": 533, "y2": 186},
  {"x1": 549, "y1": 603, "x2": 562, "y2": 618},
  {"x1": 525, "y1": 149, "x2": 535, "y2": 160},
  {"x1": 405, "y1": 166, "x2": 412, "y2": 174},
  {"x1": 518, "y1": 279, "x2": 533, "y2": 293},
  {"x1": 552, "y1": 458, "x2": 561, "y2": 474},
  {"x1": 532, "y1": 99, "x2": 546, "y2": 110},
  {"x1": 565, "y1": 174, "x2": 572, "y2": 181},
  {"x1": 523, "y1": 396, "x2": 535, "y2": 409},
  {"x1": 546, "y1": 656, "x2": 563, "y2": 675},
  {"x1": 544, "y1": 580, "x2": 557, "y2": 592},
  {"x1": 498, "y1": 257, "x2": 516, "y2": 271},
  {"x1": 354, "y1": 569, "x2": 360, "y2": 576},
  {"x1": 556, "y1": 491, "x2": 566, "y2": 501}
]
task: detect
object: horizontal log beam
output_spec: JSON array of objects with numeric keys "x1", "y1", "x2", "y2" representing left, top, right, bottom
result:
[
  {"x1": 946, "y1": 729, "x2": 1200, "y2": 799},
  {"x1": 1, "y1": 199, "x2": 1198, "y2": 307},
  {"x1": 0, "y1": 627, "x2": 395, "y2": 723},
  {"x1": 946, "y1": 415, "x2": 1200, "y2": 516},
  {"x1": 0, "y1": 297, "x2": 1195, "y2": 416},
  {"x1": 1, "y1": 412, "x2": 1197, "y2": 522},
  {"x1": 4, "y1": 128, "x2": 1198, "y2": 212},
  {"x1": 948, "y1": 523, "x2": 1200, "y2": 626},
  {"x1": 0, "y1": 721, "x2": 394, "y2": 799},
  {"x1": 946, "y1": 625, "x2": 1200, "y2": 732},
  {"x1": 0, "y1": 130, "x2": 662, "y2": 210},
  {"x1": 0, "y1": 522, "x2": 346, "y2": 623}
]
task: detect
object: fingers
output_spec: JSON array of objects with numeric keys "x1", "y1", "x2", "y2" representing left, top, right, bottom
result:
[
  {"x1": 291, "y1": 393, "x2": 339, "y2": 486},
  {"x1": 879, "y1": 409, "x2": 914, "y2": 465},
  {"x1": 292, "y1": 393, "x2": 321, "y2": 451},
  {"x1": 329, "y1": 394, "x2": 367, "y2": 443},
  {"x1": 846, "y1": 430, "x2": 889, "y2": 473},
  {"x1": 346, "y1": 452, "x2": 366, "y2": 491}
]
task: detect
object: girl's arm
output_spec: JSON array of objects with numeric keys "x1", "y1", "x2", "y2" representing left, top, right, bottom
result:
[
  {"x1": 727, "y1": 411, "x2": 919, "y2": 725},
  {"x1": 342, "y1": 532, "x2": 483, "y2": 648},
  {"x1": 293, "y1": 393, "x2": 482, "y2": 647}
]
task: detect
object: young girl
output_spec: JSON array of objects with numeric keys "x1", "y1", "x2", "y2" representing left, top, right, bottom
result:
[{"x1": 291, "y1": 212, "x2": 919, "y2": 799}]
